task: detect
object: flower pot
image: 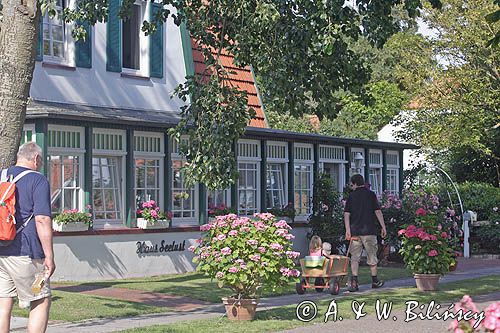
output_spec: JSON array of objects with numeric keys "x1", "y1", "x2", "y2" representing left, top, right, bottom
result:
[
  {"x1": 52, "y1": 221, "x2": 89, "y2": 232},
  {"x1": 222, "y1": 297, "x2": 258, "y2": 321},
  {"x1": 137, "y1": 218, "x2": 169, "y2": 229},
  {"x1": 414, "y1": 273, "x2": 441, "y2": 291}
]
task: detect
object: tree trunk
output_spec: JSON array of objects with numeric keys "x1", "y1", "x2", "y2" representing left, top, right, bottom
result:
[{"x1": 0, "y1": 0, "x2": 39, "y2": 168}]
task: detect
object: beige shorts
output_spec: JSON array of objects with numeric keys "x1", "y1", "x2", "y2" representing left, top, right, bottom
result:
[
  {"x1": 349, "y1": 235, "x2": 379, "y2": 266},
  {"x1": 0, "y1": 256, "x2": 51, "y2": 305}
]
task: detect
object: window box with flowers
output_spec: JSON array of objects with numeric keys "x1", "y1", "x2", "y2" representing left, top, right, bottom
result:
[
  {"x1": 136, "y1": 200, "x2": 172, "y2": 229},
  {"x1": 399, "y1": 208, "x2": 455, "y2": 291},
  {"x1": 266, "y1": 202, "x2": 295, "y2": 224},
  {"x1": 53, "y1": 207, "x2": 92, "y2": 232},
  {"x1": 189, "y1": 213, "x2": 300, "y2": 321},
  {"x1": 208, "y1": 204, "x2": 237, "y2": 222}
]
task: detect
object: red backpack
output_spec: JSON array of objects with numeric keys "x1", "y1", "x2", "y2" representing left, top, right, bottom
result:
[{"x1": 0, "y1": 169, "x2": 35, "y2": 246}]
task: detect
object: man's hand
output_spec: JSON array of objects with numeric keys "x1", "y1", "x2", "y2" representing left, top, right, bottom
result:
[
  {"x1": 44, "y1": 257, "x2": 56, "y2": 278},
  {"x1": 381, "y1": 227, "x2": 387, "y2": 238},
  {"x1": 345, "y1": 229, "x2": 351, "y2": 240}
]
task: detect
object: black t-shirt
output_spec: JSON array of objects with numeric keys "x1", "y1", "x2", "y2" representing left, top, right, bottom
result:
[{"x1": 344, "y1": 187, "x2": 381, "y2": 236}]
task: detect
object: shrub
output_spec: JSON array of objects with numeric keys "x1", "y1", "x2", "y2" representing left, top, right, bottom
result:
[
  {"x1": 471, "y1": 223, "x2": 500, "y2": 254},
  {"x1": 190, "y1": 213, "x2": 299, "y2": 299},
  {"x1": 447, "y1": 182, "x2": 500, "y2": 221},
  {"x1": 399, "y1": 208, "x2": 454, "y2": 274},
  {"x1": 308, "y1": 173, "x2": 345, "y2": 254},
  {"x1": 53, "y1": 208, "x2": 92, "y2": 225}
]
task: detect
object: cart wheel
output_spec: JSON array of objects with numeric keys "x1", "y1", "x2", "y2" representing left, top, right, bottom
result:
[
  {"x1": 296, "y1": 282, "x2": 305, "y2": 295},
  {"x1": 315, "y1": 277, "x2": 325, "y2": 292},
  {"x1": 329, "y1": 278, "x2": 340, "y2": 295}
]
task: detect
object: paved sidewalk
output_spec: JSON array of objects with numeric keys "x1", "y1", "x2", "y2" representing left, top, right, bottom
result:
[{"x1": 9, "y1": 258, "x2": 500, "y2": 333}]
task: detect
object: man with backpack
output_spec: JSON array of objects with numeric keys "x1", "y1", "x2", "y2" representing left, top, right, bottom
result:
[{"x1": 0, "y1": 142, "x2": 55, "y2": 333}]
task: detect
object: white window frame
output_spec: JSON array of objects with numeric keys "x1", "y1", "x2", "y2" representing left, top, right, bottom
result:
[
  {"x1": 92, "y1": 128, "x2": 127, "y2": 229},
  {"x1": 121, "y1": 0, "x2": 150, "y2": 76},
  {"x1": 386, "y1": 150, "x2": 400, "y2": 195},
  {"x1": 368, "y1": 149, "x2": 383, "y2": 195},
  {"x1": 387, "y1": 168, "x2": 399, "y2": 195},
  {"x1": 207, "y1": 189, "x2": 231, "y2": 212},
  {"x1": 47, "y1": 125, "x2": 85, "y2": 215},
  {"x1": 266, "y1": 141, "x2": 288, "y2": 210},
  {"x1": 350, "y1": 147, "x2": 365, "y2": 176},
  {"x1": 42, "y1": 0, "x2": 75, "y2": 65},
  {"x1": 319, "y1": 145, "x2": 346, "y2": 193},
  {"x1": 294, "y1": 143, "x2": 314, "y2": 221},
  {"x1": 237, "y1": 139, "x2": 261, "y2": 216},
  {"x1": 171, "y1": 136, "x2": 199, "y2": 226},
  {"x1": 22, "y1": 124, "x2": 36, "y2": 143},
  {"x1": 134, "y1": 131, "x2": 165, "y2": 212}
]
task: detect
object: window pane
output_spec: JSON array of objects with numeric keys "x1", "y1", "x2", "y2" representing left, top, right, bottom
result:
[{"x1": 122, "y1": 4, "x2": 141, "y2": 70}]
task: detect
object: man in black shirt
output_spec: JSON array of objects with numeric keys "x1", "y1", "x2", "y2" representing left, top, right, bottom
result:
[{"x1": 344, "y1": 174, "x2": 387, "y2": 292}]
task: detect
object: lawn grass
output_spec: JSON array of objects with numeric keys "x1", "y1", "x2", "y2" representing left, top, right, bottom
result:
[
  {"x1": 118, "y1": 275, "x2": 500, "y2": 333},
  {"x1": 11, "y1": 290, "x2": 169, "y2": 322},
  {"x1": 59, "y1": 266, "x2": 412, "y2": 303}
]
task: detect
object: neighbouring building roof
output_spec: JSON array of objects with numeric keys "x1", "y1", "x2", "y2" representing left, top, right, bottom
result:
[{"x1": 191, "y1": 40, "x2": 268, "y2": 128}]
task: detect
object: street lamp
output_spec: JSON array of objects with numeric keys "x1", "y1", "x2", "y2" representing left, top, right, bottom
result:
[{"x1": 353, "y1": 152, "x2": 364, "y2": 174}]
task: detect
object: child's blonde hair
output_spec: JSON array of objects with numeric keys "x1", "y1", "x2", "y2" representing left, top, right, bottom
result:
[{"x1": 309, "y1": 235, "x2": 322, "y2": 251}]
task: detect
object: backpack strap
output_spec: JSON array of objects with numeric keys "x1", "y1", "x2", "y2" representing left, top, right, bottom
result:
[
  {"x1": 16, "y1": 213, "x2": 34, "y2": 231},
  {"x1": 12, "y1": 170, "x2": 36, "y2": 184}
]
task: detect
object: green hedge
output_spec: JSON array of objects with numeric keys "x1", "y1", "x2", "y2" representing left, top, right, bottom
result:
[{"x1": 454, "y1": 182, "x2": 499, "y2": 220}]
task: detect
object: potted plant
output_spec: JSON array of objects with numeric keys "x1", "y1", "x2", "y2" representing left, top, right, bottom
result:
[
  {"x1": 189, "y1": 213, "x2": 300, "y2": 321},
  {"x1": 267, "y1": 202, "x2": 295, "y2": 224},
  {"x1": 208, "y1": 204, "x2": 237, "y2": 221},
  {"x1": 399, "y1": 208, "x2": 455, "y2": 291},
  {"x1": 53, "y1": 207, "x2": 92, "y2": 232},
  {"x1": 136, "y1": 200, "x2": 172, "y2": 229}
]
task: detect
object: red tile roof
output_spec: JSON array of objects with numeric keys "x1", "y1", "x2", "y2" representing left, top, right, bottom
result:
[{"x1": 191, "y1": 40, "x2": 267, "y2": 128}]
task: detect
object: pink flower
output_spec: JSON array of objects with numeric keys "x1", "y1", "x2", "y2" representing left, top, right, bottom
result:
[
  {"x1": 416, "y1": 208, "x2": 427, "y2": 216},
  {"x1": 151, "y1": 210, "x2": 158, "y2": 218},
  {"x1": 221, "y1": 247, "x2": 232, "y2": 255},
  {"x1": 228, "y1": 230, "x2": 238, "y2": 236},
  {"x1": 188, "y1": 245, "x2": 196, "y2": 252},
  {"x1": 240, "y1": 226, "x2": 251, "y2": 233},
  {"x1": 483, "y1": 301, "x2": 500, "y2": 331},
  {"x1": 274, "y1": 220, "x2": 292, "y2": 229},
  {"x1": 258, "y1": 246, "x2": 266, "y2": 253},
  {"x1": 250, "y1": 254, "x2": 261, "y2": 262},
  {"x1": 247, "y1": 239, "x2": 258, "y2": 246},
  {"x1": 195, "y1": 238, "x2": 202, "y2": 244},
  {"x1": 441, "y1": 232, "x2": 448, "y2": 238},
  {"x1": 216, "y1": 234, "x2": 226, "y2": 241},
  {"x1": 228, "y1": 266, "x2": 240, "y2": 273},
  {"x1": 286, "y1": 251, "x2": 300, "y2": 259},
  {"x1": 216, "y1": 271, "x2": 224, "y2": 279},
  {"x1": 428, "y1": 250, "x2": 438, "y2": 257},
  {"x1": 398, "y1": 229, "x2": 406, "y2": 236},
  {"x1": 284, "y1": 234, "x2": 295, "y2": 240},
  {"x1": 275, "y1": 229, "x2": 289, "y2": 237},
  {"x1": 200, "y1": 224, "x2": 212, "y2": 231},
  {"x1": 270, "y1": 243, "x2": 283, "y2": 251}
]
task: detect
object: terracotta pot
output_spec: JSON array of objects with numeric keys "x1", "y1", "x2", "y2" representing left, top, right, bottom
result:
[
  {"x1": 414, "y1": 273, "x2": 441, "y2": 291},
  {"x1": 222, "y1": 297, "x2": 258, "y2": 321}
]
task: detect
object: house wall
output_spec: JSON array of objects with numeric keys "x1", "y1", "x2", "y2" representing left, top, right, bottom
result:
[{"x1": 30, "y1": 4, "x2": 186, "y2": 113}]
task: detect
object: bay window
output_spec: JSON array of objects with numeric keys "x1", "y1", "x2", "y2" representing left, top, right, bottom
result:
[
  {"x1": 47, "y1": 126, "x2": 84, "y2": 215},
  {"x1": 134, "y1": 132, "x2": 164, "y2": 211},
  {"x1": 92, "y1": 129, "x2": 126, "y2": 228},
  {"x1": 237, "y1": 140, "x2": 261, "y2": 215},
  {"x1": 294, "y1": 143, "x2": 314, "y2": 218}
]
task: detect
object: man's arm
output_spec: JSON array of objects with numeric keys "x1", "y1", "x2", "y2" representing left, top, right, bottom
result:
[
  {"x1": 35, "y1": 215, "x2": 55, "y2": 278},
  {"x1": 375, "y1": 210, "x2": 387, "y2": 238},
  {"x1": 344, "y1": 212, "x2": 351, "y2": 240}
]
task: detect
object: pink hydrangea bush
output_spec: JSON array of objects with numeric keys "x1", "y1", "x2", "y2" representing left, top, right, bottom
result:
[
  {"x1": 448, "y1": 295, "x2": 499, "y2": 332},
  {"x1": 189, "y1": 213, "x2": 300, "y2": 299},
  {"x1": 137, "y1": 200, "x2": 172, "y2": 224},
  {"x1": 399, "y1": 208, "x2": 454, "y2": 274}
]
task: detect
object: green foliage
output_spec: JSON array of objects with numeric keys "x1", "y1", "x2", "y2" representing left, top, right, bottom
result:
[
  {"x1": 448, "y1": 182, "x2": 500, "y2": 220},
  {"x1": 191, "y1": 214, "x2": 298, "y2": 299},
  {"x1": 266, "y1": 203, "x2": 295, "y2": 220},
  {"x1": 399, "y1": 209, "x2": 455, "y2": 274},
  {"x1": 471, "y1": 223, "x2": 500, "y2": 254},
  {"x1": 53, "y1": 209, "x2": 92, "y2": 225},
  {"x1": 308, "y1": 173, "x2": 345, "y2": 254},
  {"x1": 136, "y1": 200, "x2": 172, "y2": 223}
]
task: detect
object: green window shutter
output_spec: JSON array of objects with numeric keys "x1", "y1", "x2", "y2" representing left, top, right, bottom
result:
[
  {"x1": 106, "y1": 0, "x2": 121, "y2": 72},
  {"x1": 36, "y1": 13, "x2": 43, "y2": 61},
  {"x1": 76, "y1": 22, "x2": 92, "y2": 68},
  {"x1": 149, "y1": 3, "x2": 163, "y2": 78}
]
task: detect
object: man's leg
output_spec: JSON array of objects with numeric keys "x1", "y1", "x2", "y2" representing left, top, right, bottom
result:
[
  {"x1": 0, "y1": 297, "x2": 14, "y2": 333},
  {"x1": 348, "y1": 238, "x2": 362, "y2": 291},
  {"x1": 27, "y1": 297, "x2": 51, "y2": 333},
  {"x1": 364, "y1": 236, "x2": 384, "y2": 288}
]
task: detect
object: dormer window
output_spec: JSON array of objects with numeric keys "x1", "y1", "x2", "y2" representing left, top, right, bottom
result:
[
  {"x1": 43, "y1": 0, "x2": 65, "y2": 60},
  {"x1": 122, "y1": 3, "x2": 142, "y2": 70}
]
